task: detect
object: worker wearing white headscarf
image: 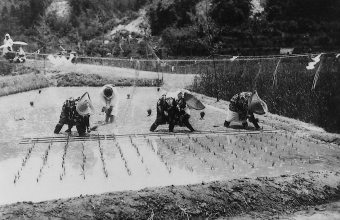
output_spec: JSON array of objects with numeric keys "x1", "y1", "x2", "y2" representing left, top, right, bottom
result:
[
  {"x1": 100, "y1": 84, "x2": 119, "y2": 124},
  {"x1": 3, "y1": 34, "x2": 13, "y2": 55}
]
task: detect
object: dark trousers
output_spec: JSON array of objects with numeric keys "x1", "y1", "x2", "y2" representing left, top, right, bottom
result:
[
  {"x1": 54, "y1": 109, "x2": 88, "y2": 136},
  {"x1": 150, "y1": 114, "x2": 194, "y2": 132}
]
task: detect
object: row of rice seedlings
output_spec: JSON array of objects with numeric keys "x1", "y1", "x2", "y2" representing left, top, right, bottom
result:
[
  {"x1": 130, "y1": 138, "x2": 150, "y2": 174},
  {"x1": 150, "y1": 138, "x2": 172, "y2": 173},
  {"x1": 14, "y1": 142, "x2": 36, "y2": 184},
  {"x1": 37, "y1": 143, "x2": 52, "y2": 182},
  {"x1": 185, "y1": 136, "x2": 240, "y2": 170},
  {"x1": 147, "y1": 138, "x2": 156, "y2": 153},
  {"x1": 116, "y1": 141, "x2": 131, "y2": 176},
  {"x1": 97, "y1": 134, "x2": 108, "y2": 178},
  {"x1": 171, "y1": 137, "x2": 216, "y2": 171},
  {"x1": 80, "y1": 143, "x2": 86, "y2": 179},
  {"x1": 190, "y1": 137, "x2": 230, "y2": 165},
  {"x1": 60, "y1": 135, "x2": 70, "y2": 180}
]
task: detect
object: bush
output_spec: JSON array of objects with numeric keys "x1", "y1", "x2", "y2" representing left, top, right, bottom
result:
[
  {"x1": 52, "y1": 72, "x2": 163, "y2": 87},
  {"x1": 0, "y1": 73, "x2": 50, "y2": 97}
]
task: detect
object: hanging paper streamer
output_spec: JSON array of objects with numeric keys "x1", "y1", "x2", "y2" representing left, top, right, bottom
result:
[
  {"x1": 311, "y1": 59, "x2": 323, "y2": 90},
  {"x1": 253, "y1": 63, "x2": 262, "y2": 91},
  {"x1": 119, "y1": 43, "x2": 124, "y2": 52},
  {"x1": 306, "y1": 53, "x2": 322, "y2": 70},
  {"x1": 152, "y1": 60, "x2": 157, "y2": 68},
  {"x1": 255, "y1": 64, "x2": 262, "y2": 80},
  {"x1": 230, "y1": 56, "x2": 238, "y2": 62},
  {"x1": 272, "y1": 59, "x2": 281, "y2": 87},
  {"x1": 171, "y1": 66, "x2": 175, "y2": 72},
  {"x1": 134, "y1": 60, "x2": 140, "y2": 79},
  {"x1": 160, "y1": 61, "x2": 166, "y2": 67}
]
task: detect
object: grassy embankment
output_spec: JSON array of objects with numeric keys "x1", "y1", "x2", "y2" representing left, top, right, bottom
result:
[
  {"x1": 0, "y1": 62, "x2": 162, "y2": 97},
  {"x1": 190, "y1": 55, "x2": 340, "y2": 133}
]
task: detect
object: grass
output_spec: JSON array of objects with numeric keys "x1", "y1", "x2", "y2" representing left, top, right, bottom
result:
[
  {"x1": 50, "y1": 72, "x2": 163, "y2": 87},
  {"x1": 0, "y1": 73, "x2": 50, "y2": 97},
  {"x1": 0, "y1": 69, "x2": 163, "y2": 98},
  {"x1": 190, "y1": 56, "x2": 340, "y2": 133}
]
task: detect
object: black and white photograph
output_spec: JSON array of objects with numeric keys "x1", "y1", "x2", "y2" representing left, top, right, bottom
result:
[{"x1": 0, "y1": 0, "x2": 340, "y2": 219}]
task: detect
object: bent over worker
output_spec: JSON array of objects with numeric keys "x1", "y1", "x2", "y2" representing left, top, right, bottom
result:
[
  {"x1": 224, "y1": 91, "x2": 268, "y2": 130},
  {"x1": 150, "y1": 94, "x2": 178, "y2": 132},
  {"x1": 54, "y1": 92, "x2": 95, "y2": 136},
  {"x1": 100, "y1": 84, "x2": 119, "y2": 124},
  {"x1": 150, "y1": 89, "x2": 204, "y2": 132},
  {"x1": 174, "y1": 90, "x2": 195, "y2": 132}
]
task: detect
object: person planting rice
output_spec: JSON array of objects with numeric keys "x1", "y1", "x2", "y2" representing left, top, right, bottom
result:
[
  {"x1": 100, "y1": 84, "x2": 119, "y2": 124},
  {"x1": 223, "y1": 91, "x2": 268, "y2": 130},
  {"x1": 174, "y1": 90, "x2": 195, "y2": 132},
  {"x1": 54, "y1": 92, "x2": 95, "y2": 137},
  {"x1": 150, "y1": 94, "x2": 177, "y2": 132},
  {"x1": 150, "y1": 89, "x2": 205, "y2": 132}
]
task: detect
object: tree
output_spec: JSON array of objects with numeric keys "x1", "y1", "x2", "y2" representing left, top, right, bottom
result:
[
  {"x1": 34, "y1": 13, "x2": 56, "y2": 52},
  {"x1": 210, "y1": 0, "x2": 252, "y2": 27}
]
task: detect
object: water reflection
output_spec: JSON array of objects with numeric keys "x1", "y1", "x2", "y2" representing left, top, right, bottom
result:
[{"x1": 1, "y1": 88, "x2": 340, "y2": 205}]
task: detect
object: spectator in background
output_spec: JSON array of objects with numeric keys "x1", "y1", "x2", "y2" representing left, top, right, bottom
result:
[{"x1": 3, "y1": 33, "x2": 13, "y2": 56}]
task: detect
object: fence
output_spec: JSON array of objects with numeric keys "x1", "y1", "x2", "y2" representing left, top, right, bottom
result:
[{"x1": 24, "y1": 52, "x2": 340, "y2": 132}]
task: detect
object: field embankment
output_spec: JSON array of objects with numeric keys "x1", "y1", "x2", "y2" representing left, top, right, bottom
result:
[
  {"x1": 0, "y1": 170, "x2": 339, "y2": 219},
  {"x1": 191, "y1": 55, "x2": 340, "y2": 133},
  {"x1": 49, "y1": 72, "x2": 162, "y2": 87},
  {"x1": 0, "y1": 73, "x2": 50, "y2": 97}
]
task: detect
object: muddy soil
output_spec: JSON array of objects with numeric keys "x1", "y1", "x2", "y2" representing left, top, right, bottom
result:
[{"x1": 0, "y1": 170, "x2": 340, "y2": 219}]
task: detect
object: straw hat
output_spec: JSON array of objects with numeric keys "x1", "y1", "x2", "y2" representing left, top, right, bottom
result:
[
  {"x1": 248, "y1": 91, "x2": 268, "y2": 115},
  {"x1": 76, "y1": 92, "x2": 95, "y2": 116},
  {"x1": 103, "y1": 85, "x2": 114, "y2": 98}
]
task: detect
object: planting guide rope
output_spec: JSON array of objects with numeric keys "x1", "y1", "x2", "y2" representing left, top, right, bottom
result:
[
  {"x1": 115, "y1": 59, "x2": 141, "y2": 131},
  {"x1": 272, "y1": 59, "x2": 281, "y2": 88},
  {"x1": 19, "y1": 129, "x2": 282, "y2": 144},
  {"x1": 312, "y1": 58, "x2": 323, "y2": 90},
  {"x1": 26, "y1": 51, "x2": 339, "y2": 77}
]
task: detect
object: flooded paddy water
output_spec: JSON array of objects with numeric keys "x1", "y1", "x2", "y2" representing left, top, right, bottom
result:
[{"x1": 1, "y1": 87, "x2": 340, "y2": 206}]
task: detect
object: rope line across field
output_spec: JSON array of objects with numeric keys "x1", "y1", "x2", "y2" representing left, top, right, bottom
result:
[{"x1": 19, "y1": 129, "x2": 282, "y2": 144}]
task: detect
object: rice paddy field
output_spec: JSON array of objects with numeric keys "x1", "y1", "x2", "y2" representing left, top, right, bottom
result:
[
  {"x1": 0, "y1": 86, "x2": 340, "y2": 207},
  {"x1": 0, "y1": 61, "x2": 340, "y2": 219}
]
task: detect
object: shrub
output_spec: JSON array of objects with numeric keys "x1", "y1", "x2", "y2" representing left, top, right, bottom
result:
[
  {"x1": 51, "y1": 72, "x2": 163, "y2": 87},
  {"x1": 0, "y1": 73, "x2": 50, "y2": 97}
]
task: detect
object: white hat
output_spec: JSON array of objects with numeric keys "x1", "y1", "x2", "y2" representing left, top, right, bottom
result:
[
  {"x1": 76, "y1": 92, "x2": 95, "y2": 116},
  {"x1": 248, "y1": 91, "x2": 268, "y2": 115}
]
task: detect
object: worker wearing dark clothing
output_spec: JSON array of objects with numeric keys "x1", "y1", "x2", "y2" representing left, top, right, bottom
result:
[{"x1": 54, "y1": 92, "x2": 95, "y2": 136}]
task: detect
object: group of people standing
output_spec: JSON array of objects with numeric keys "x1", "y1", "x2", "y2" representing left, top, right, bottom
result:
[{"x1": 53, "y1": 83, "x2": 267, "y2": 136}]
